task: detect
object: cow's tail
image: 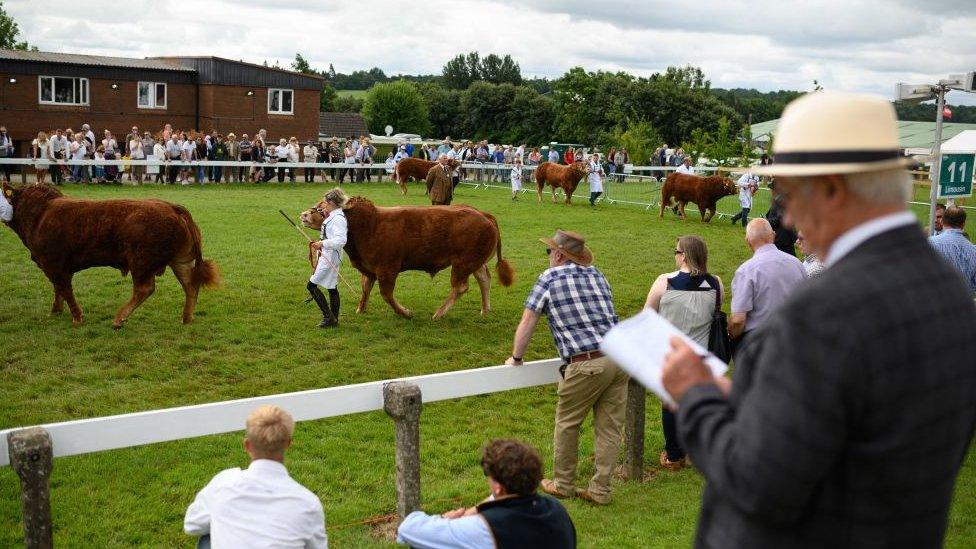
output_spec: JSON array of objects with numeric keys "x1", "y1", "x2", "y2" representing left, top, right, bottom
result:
[
  {"x1": 483, "y1": 212, "x2": 515, "y2": 287},
  {"x1": 175, "y1": 205, "x2": 221, "y2": 289}
]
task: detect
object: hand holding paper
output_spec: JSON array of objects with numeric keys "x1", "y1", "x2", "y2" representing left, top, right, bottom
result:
[{"x1": 600, "y1": 309, "x2": 728, "y2": 408}]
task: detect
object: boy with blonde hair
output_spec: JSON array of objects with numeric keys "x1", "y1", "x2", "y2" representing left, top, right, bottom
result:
[{"x1": 184, "y1": 405, "x2": 327, "y2": 548}]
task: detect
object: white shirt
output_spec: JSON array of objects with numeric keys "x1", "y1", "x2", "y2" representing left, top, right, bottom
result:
[
  {"x1": 184, "y1": 459, "x2": 327, "y2": 549},
  {"x1": 304, "y1": 145, "x2": 318, "y2": 163},
  {"x1": 181, "y1": 140, "x2": 196, "y2": 160},
  {"x1": 0, "y1": 191, "x2": 13, "y2": 222},
  {"x1": 676, "y1": 164, "x2": 695, "y2": 175},
  {"x1": 396, "y1": 510, "x2": 493, "y2": 549},
  {"x1": 129, "y1": 139, "x2": 145, "y2": 159},
  {"x1": 70, "y1": 141, "x2": 87, "y2": 160},
  {"x1": 824, "y1": 211, "x2": 917, "y2": 267},
  {"x1": 153, "y1": 142, "x2": 166, "y2": 159},
  {"x1": 736, "y1": 173, "x2": 757, "y2": 208}
]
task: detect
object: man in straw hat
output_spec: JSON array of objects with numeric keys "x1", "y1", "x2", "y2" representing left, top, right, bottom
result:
[
  {"x1": 505, "y1": 230, "x2": 627, "y2": 505},
  {"x1": 661, "y1": 91, "x2": 976, "y2": 547}
]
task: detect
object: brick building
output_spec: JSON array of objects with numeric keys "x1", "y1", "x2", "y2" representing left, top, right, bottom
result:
[{"x1": 0, "y1": 49, "x2": 323, "y2": 155}]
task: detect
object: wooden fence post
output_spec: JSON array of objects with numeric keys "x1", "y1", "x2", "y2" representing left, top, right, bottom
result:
[
  {"x1": 383, "y1": 381, "x2": 422, "y2": 521},
  {"x1": 8, "y1": 427, "x2": 54, "y2": 549},
  {"x1": 623, "y1": 379, "x2": 646, "y2": 481}
]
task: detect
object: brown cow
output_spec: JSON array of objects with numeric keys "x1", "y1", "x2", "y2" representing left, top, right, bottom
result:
[
  {"x1": 1, "y1": 182, "x2": 220, "y2": 328},
  {"x1": 393, "y1": 157, "x2": 459, "y2": 195},
  {"x1": 301, "y1": 197, "x2": 514, "y2": 319},
  {"x1": 535, "y1": 161, "x2": 589, "y2": 204},
  {"x1": 659, "y1": 172, "x2": 736, "y2": 222}
]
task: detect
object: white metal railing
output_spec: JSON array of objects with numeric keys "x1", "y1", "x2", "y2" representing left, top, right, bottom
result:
[{"x1": 0, "y1": 359, "x2": 561, "y2": 467}]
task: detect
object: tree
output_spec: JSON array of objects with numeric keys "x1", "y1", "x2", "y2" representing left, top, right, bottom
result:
[
  {"x1": 442, "y1": 52, "x2": 481, "y2": 90},
  {"x1": 0, "y1": 2, "x2": 35, "y2": 51},
  {"x1": 320, "y1": 83, "x2": 338, "y2": 111},
  {"x1": 599, "y1": 119, "x2": 662, "y2": 165},
  {"x1": 333, "y1": 95, "x2": 364, "y2": 113},
  {"x1": 442, "y1": 52, "x2": 522, "y2": 89},
  {"x1": 480, "y1": 54, "x2": 522, "y2": 86},
  {"x1": 417, "y1": 82, "x2": 462, "y2": 139},
  {"x1": 291, "y1": 53, "x2": 313, "y2": 75},
  {"x1": 361, "y1": 81, "x2": 431, "y2": 136}
]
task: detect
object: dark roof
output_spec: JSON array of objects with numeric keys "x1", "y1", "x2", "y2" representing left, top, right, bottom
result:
[
  {"x1": 319, "y1": 113, "x2": 369, "y2": 138},
  {"x1": 0, "y1": 49, "x2": 193, "y2": 72},
  {"x1": 153, "y1": 56, "x2": 324, "y2": 90}
]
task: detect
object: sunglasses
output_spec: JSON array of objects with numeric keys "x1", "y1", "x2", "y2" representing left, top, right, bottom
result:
[{"x1": 674, "y1": 249, "x2": 684, "y2": 255}]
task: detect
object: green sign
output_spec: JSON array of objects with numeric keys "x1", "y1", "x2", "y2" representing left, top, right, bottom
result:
[{"x1": 938, "y1": 153, "x2": 975, "y2": 198}]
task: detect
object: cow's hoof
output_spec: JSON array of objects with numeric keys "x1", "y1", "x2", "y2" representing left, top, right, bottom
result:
[
  {"x1": 356, "y1": 306, "x2": 366, "y2": 314},
  {"x1": 399, "y1": 309, "x2": 414, "y2": 319},
  {"x1": 112, "y1": 323, "x2": 124, "y2": 330}
]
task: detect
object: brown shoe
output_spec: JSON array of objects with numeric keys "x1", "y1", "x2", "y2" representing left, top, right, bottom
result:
[
  {"x1": 540, "y1": 479, "x2": 573, "y2": 499},
  {"x1": 575, "y1": 488, "x2": 610, "y2": 505},
  {"x1": 659, "y1": 451, "x2": 686, "y2": 472}
]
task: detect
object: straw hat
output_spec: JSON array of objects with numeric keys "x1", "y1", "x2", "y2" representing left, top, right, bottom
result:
[
  {"x1": 753, "y1": 91, "x2": 911, "y2": 177},
  {"x1": 539, "y1": 230, "x2": 593, "y2": 266}
]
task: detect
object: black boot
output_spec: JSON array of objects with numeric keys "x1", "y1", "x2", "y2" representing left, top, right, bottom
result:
[{"x1": 307, "y1": 282, "x2": 338, "y2": 328}]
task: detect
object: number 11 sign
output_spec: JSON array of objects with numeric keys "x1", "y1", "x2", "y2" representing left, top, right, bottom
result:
[{"x1": 938, "y1": 153, "x2": 975, "y2": 198}]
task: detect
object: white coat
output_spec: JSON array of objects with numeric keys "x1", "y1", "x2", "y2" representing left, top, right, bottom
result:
[
  {"x1": 0, "y1": 190, "x2": 13, "y2": 222},
  {"x1": 510, "y1": 165, "x2": 523, "y2": 190},
  {"x1": 309, "y1": 209, "x2": 347, "y2": 289},
  {"x1": 736, "y1": 173, "x2": 758, "y2": 208},
  {"x1": 587, "y1": 160, "x2": 604, "y2": 192}
]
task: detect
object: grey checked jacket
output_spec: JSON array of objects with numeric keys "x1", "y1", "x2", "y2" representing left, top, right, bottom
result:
[{"x1": 678, "y1": 224, "x2": 976, "y2": 548}]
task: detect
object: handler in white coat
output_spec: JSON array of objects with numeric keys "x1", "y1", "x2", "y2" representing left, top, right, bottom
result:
[
  {"x1": 510, "y1": 157, "x2": 523, "y2": 200},
  {"x1": 730, "y1": 173, "x2": 758, "y2": 227},
  {"x1": 587, "y1": 153, "x2": 605, "y2": 207},
  {"x1": 0, "y1": 188, "x2": 13, "y2": 222},
  {"x1": 308, "y1": 187, "x2": 349, "y2": 328}
]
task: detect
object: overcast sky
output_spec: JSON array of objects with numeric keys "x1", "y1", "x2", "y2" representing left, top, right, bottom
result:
[{"x1": 7, "y1": 0, "x2": 975, "y2": 104}]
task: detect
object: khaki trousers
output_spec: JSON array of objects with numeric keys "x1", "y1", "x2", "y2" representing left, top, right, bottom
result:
[{"x1": 552, "y1": 355, "x2": 629, "y2": 502}]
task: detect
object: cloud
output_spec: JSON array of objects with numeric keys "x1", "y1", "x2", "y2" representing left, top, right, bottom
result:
[{"x1": 3, "y1": 0, "x2": 975, "y2": 104}]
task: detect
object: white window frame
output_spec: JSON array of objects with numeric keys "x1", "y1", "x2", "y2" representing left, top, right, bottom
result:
[
  {"x1": 137, "y1": 81, "x2": 167, "y2": 109},
  {"x1": 267, "y1": 88, "x2": 294, "y2": 115},
  {"x1": 38, "y1": 76, "x2": 89, "y2": 106}
]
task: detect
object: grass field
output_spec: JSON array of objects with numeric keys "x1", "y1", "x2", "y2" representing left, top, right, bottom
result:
[
  {"x1": 336, "y1": 89, "x2": 369, "y2": 99},
  {"x1": 0, "y1": 179, "x2": 973, "y2": 547}
]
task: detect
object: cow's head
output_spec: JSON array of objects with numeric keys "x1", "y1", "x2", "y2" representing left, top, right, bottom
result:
[
  {"x1": 723, "y1": 178, "x2": 736, "y2": 196},
  {"x1": 300, "y1": 204, "x2": 325, "y2": 231}
]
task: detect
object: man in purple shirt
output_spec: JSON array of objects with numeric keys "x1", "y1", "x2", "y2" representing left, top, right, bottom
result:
[{"x1": 729, "y1": 218, "x2": 807, "y2": 347}]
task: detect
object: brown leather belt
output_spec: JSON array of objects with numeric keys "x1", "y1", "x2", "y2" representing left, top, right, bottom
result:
[{"x1": 569, "y1": 350, "x2": 604, "y2": 364}]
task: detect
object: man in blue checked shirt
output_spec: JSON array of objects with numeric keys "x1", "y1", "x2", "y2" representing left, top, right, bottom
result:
[
  {"x1": 930, "y1": 206, "x2": 976, "y2": 294},
  {"x1": 505, "y1": 230, "x2": 627, "y2": 505}
]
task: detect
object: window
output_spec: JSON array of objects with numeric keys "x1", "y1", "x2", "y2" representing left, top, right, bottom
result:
[
  {"x1": 38, "y1": 76, "x2": 89, "y2": 105},
  {"x1": 137, "y1": 81, "x2": 167, "y2": 109},
  {"x1": 268, "y1": 88, "x2": 294, "y2": 114}
]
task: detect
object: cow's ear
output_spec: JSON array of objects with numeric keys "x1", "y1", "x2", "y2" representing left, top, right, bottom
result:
[{"x1": 1, "y1": 181, "x2": 13, "y2": 199}]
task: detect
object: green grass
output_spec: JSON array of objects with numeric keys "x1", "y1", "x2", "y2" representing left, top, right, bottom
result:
[
  {"x1": 336, "y1": 90, "x2": 369, "y2": 99},
  {"x1": 0, "y1": 180, "x2": 973, "y2": 547}
]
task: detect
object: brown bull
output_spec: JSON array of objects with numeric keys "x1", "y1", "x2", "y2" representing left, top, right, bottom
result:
[
  {"x1": 659, "y1": 172, "x2": 736, "y2": 222},
  {"x1": 393, "y1": 157, "x2": 459, "y2": 195},
  {"x1": 301, "y1": 197, "x2": 514, "y2": 319},
  {"x1": 535, "y1": 161, "x2": 589, "y2": 204},
  {"x1": 1, "y1": 183, "x2": 219, "y2": 328}
]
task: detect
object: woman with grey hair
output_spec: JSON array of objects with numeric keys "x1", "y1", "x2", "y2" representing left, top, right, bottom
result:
[{"x1": 308, "y1": 187, "x2": 349, "y2": 328}]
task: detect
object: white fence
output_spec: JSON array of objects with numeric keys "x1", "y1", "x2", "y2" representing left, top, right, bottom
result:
[{"x1": 0, "y1": 359, "x2": 561, "y2": 468}]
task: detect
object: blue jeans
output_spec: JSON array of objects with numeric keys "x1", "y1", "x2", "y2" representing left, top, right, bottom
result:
[{"x1": 731, "y1": 207, "x2": 750, "y2": 227}]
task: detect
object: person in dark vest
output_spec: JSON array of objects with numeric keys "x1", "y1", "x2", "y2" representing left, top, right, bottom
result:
[{"x1": 396, "y1": 439, "x2": 576, "y2": 549}]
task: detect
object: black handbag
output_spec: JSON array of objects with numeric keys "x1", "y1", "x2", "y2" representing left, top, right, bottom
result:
[{"x1": 707, "y1": 278, "x2": 732, "y2": 363}]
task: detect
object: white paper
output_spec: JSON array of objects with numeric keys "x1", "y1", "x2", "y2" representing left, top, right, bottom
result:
[{"x1": 600, "y1": 309, "x2": 728, "y2": 407}]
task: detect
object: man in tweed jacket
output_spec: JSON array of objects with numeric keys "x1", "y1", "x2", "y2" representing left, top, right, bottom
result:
[{"x1": 662, "y1": 92, "x2": 976, "y2": 548}]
